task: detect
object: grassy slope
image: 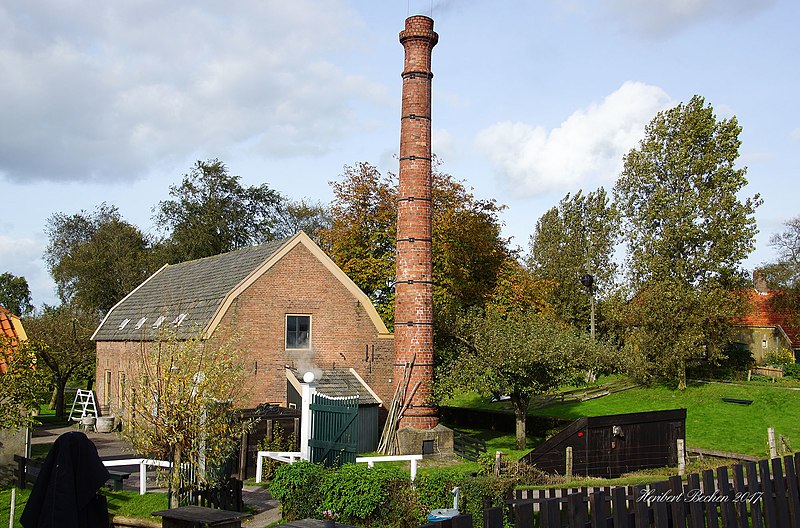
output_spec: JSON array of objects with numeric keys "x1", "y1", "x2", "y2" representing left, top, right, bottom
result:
[{"x1": 529, "y1": 381, "x2": 800, "y2": 456}]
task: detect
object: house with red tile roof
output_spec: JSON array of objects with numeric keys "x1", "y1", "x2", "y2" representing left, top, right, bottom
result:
[
  {"x1": 732, "y1": 289, "x2": 798, "y2": 363},
  {"x1": 1, "y1": 306, "x2": 30, "y2": 484},
  {"x1": 0, "y1": 305, "x2": 28, "y2": 374}
]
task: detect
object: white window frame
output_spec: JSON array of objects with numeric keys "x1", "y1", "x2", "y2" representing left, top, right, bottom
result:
[{"x1": 285, "y1": 314, "x2": 312, "y2": 350}]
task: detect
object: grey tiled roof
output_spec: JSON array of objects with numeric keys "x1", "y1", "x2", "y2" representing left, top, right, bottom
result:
[
  {"x1": 288, "y1": 368, "x2": 380, "y2": 405},
  {"x1": 92, "y1": 239, "x2": 290, "y2": 341}
]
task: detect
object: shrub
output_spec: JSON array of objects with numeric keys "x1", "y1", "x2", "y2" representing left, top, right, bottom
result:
[
  {"x1": 764, "y1": 347, "x2": 796, "y2": 366},
  {"x1": 268, "y1": 461, "x2": 327, "y2": 520},
  {"x1": 318, "y1": 463, "x2": 413, "y2": 526},
  {"x1": 257, "y1": 421, "x2": 296, "y2": 481},
  {"x1": 784, "y1": 363, "x2": 800, "y2": 379}
]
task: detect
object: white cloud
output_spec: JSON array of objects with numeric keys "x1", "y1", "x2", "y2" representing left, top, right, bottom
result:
[
  {"x1": 432, "y1": 129, "x2": 455, "y2": 161},
  {"x1": 0, "y1": 1, "x2": 388, "y2": 184},
  {"x1": 475, "y1": 81, "x2": 673, "y2": 197},
  {"x1": 791, "y1": 129, "x2": 800, "y2": 141}
]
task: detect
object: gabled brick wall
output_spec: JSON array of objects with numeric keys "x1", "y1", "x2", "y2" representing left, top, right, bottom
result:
[{"x1": 95, "y1": 242, "x2": 393, "y2": 415}]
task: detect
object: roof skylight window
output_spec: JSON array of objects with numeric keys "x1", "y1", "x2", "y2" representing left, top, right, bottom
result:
[
  {"x1": 118, "y1": 319, "x2": 130, "y2": 330},
  {"x1": 134, "y1": 317, "x2": 147, "y2": 330},
  {"x1": 152, "y1": 316, "x2": 166, "y2": 329},
  {"x1": 172, "y1": 313, "x2": 188, "y2": 326}
]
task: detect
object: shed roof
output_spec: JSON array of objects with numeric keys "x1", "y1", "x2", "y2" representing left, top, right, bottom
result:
[{"x1": 286, "y1": 368, "x2": 382, "y2": 405}]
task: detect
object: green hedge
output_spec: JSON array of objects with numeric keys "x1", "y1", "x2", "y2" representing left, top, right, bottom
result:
[{"x1": 269, "y1": 462, "x2": 520, "y2": 527}]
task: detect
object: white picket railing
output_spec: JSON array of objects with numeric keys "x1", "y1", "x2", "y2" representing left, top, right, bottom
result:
[
  {"x1": 356, "y1": 455, "x2": 423, "y2": 482},
  {"x1": 102, "y1": 458, "x2": 171, "y2": 495},
  {"x1": 254, "y1": 451, "x2": 304, "y2": 483}
]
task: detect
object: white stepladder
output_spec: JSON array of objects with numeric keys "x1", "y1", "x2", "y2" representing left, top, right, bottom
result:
[{"x1": 68, "y1": 389, "x2": 99, "y2": 422}]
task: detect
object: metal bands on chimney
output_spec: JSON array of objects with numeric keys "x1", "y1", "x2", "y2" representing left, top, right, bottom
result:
[
  {"x1": 397, "y1": 237, "x2": 432, "y2": 243},
  {"x1": 402, "y1": 114, "x2": 431, "y2": 121},
  {"x1": 397, "y1": 196, "x2": 432, "y2": 203},
  {"x1": 402, "y1": 71, "x2": 434, "y2": 80},
  {"x1": 399, "y1": 155, "x2": 432, "y2": 161}
]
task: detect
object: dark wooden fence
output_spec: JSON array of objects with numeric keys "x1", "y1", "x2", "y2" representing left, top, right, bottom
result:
[
  {"x1": 453, "y1": 429, "x2": 487, "y2": 462},
  {"x1": 418, "y1": 453, "x2": 800, "y2": 527}
]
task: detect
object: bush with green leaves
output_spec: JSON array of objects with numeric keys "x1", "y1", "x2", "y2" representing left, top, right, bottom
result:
[
  {"x1": 257, "y1": 421, "x2": 296, "y2": 481},
  {"x1": 268, "y1": 461, "x2": 328, "y2": 520},
  {"x1": 763, "y1": 347, "x2": 796, "y2": 366},
  {"x1": 783, "y1": 363, "x2": 800, "y2": 379},
  {"x1": 318, "y1": 463, "x2": 415, "y2": 526},
  {"x1": 270, "y1": 461, "x2": 535, "y2": 526}
]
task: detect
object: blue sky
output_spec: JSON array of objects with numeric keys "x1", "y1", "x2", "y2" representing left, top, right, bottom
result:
[{"x1": 1, "y1": 0, "x2": 797, "y2": 309}]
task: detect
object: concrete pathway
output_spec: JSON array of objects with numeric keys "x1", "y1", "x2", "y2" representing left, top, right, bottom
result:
[{"x1": 31, "y1": 423, "x2": 282, "y2": 527}]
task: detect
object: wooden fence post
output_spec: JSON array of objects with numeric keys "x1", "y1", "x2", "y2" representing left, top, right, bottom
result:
[
  {"x1": 677, "y1": 438, "x2": 686, "y2": 476},
  {"x1": 566, "y1": 446, "x2": 573, "y2": 479},
  {"x1": 769, "y1": 428, "x2": 778, "y2": 459}
]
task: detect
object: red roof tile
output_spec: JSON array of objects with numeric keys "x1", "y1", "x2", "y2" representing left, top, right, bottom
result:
[{"x1": 734, "y1": 290, "x2": 799, "y2": 346}]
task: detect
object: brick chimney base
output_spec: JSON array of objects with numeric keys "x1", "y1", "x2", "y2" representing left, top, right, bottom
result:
[{"x1": 396, "y1": 424, "x2": 454, "y2": 456}]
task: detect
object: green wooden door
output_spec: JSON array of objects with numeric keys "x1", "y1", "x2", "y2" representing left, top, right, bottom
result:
[{"x1": 308, "y1": 393, "x2": 359, "y2": 467}]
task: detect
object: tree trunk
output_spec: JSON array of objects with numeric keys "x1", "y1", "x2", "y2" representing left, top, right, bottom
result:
[
  {"x1": 677, "y1": 358, "x2": 687, "y2": 391},
  {"x1": 54, "y1": 378, "x2": 67, "y2": 418},
  {"x1": 510, "y1": 393, "x2": 530, "y2": 450},
  {"x1": 170, "y1": 444, "x2": 182, "y2": 509}
]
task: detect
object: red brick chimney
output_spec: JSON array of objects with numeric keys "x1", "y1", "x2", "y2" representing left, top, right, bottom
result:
[{"x1": 395, "y1": 15, "x2": 438, "y2": 429}]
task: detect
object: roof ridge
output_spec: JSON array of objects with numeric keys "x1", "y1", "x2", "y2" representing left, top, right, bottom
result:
[{"x1": 164, "y1": 237, "x2": 292, "y2": 268}]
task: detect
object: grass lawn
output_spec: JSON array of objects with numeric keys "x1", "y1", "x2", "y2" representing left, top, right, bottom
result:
[
  {"x1": 442, "y1": 379, "x2": 800, "y2": 457},
  {"x1": 1, "y1": 487, "x2": 167, "y2": 526},
  {"x1": 529, "y1": 381, "x2": 800, "y2": 456}
]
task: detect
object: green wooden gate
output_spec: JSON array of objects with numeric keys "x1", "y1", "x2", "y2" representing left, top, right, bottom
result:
[{"x1": 309, "y1": 393, "x2": 359, "y2": 467}]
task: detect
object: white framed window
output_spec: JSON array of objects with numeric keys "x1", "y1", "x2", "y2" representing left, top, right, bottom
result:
[{"x1": 286, "y1": 315, "x2": 311, "y2": 350}]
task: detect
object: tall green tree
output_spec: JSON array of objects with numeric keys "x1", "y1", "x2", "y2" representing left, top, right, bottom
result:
[
  {"x1": 528, "y1": 189, "x2": 619, "y2": 331},
  {"x1": 612, "y1": 95, "x2": 761, "y2": 389},
  {"x1": 760, "y1": 215, "x2": 800, "y2": 327},
  {"x1": 439, "y1": 309, "x2": 608, "y2": 449},
  {"x1": 45, "y1": 204, "x2": 155, "y2": 315},
  {"x1": 1, "y1": 337, "x2": 49, "y2": 430},
  {"x1": 24, "y1": 304, "x2": 97, "y2": 418},
  {"x1": 154, "y1": 159, "x2": 284, "y2": 262},
  {"x1": 761, "y1": 216, "x2": 800, "y2": 289},
  {"x1": 319, "y1": 161, "x2": 511, "y2": 330},
  {"x1": 319, "y1": 162, "x2": 397, "y2": 325},
  {"x1": 0, "y1": 273, "x2": 34, "y2": 316},
  {"x1": 274, "y1": 198, "x2": 332, "y2": 243}
]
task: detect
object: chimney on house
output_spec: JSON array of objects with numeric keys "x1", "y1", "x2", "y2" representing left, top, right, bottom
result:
[
  {"x1": 395, "y1": 15, "x2": 438, "y2": 429},
  {"x1": 753, "y1": 269, "x2": 769, "y2": 294}
]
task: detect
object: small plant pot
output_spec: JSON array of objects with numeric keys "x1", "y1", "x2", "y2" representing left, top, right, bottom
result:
[
  {"x1": 323, "y1": 521, "x2": 335, "y2": 528},
  {"x1": 96, "y1": 416, "x2": 115, "y2": 433}
]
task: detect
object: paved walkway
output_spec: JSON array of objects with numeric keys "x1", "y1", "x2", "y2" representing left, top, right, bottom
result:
[{"x1": 31, "y1": 423, "x2": 282, "y2": 527}]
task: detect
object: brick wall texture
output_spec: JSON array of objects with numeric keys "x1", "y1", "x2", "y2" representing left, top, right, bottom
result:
[{"x1": 95, "y1": 243, "x2": 394, "y2": 416}]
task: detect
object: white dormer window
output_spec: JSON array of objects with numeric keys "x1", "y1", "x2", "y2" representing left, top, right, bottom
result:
[
  {"x1": 118, "y1": 319, "x2": 130, "y2": 330},
  {"x1": 152, "y1": 316, "x2": 166, "y2": 329},
  {"x1": 134, "y1": 317, "x2": 147, "y2": 330},
  {"x1": 172, "y1": 313, "x2": 188, "y2": 326}
]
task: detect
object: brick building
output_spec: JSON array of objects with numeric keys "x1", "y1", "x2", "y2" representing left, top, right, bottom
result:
[
  {"x1": 733, "y1": 289, "x2": 798, "y2": 362},
  {"x1": 91, "y1": 232, "x2": 394, "y2": 417}
]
